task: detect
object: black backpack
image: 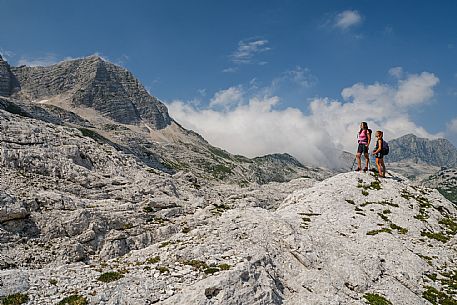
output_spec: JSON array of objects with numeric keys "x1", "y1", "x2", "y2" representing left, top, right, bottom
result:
[{"x1": 382, "y1": 140, "x2": 389, "y2": 155}]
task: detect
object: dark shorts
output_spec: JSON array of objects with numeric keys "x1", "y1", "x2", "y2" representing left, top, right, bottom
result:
[
  {"x1": 357, "y1": 143, "x2": 368, "y2": 154},
  {"x1": 375, "y1": 152, "x2": 384, "y2": 159}
]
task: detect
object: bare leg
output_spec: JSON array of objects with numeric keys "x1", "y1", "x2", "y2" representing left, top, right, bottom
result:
[
  {"x1": 356, "y1": 153, "x2": 362, "y2": 170},
  {"x1": 376, "y1": 158, "x2": 383, "y2": 177},
  {"x1": 380, "y1": 159, "x2": 386, "y2": 177},
  {"x1": 364, "y1": 153, "x2": 369, "y2": 170}
]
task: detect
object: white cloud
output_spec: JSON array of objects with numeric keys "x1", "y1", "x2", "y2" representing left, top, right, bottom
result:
[
  {"x1": 394, "y1": 72, "x2": 439, "y2": 107},
  {"x1": 166, "y1": 70, "x2": 442, "y2": 168},
  {"x1": 389, "y1": 67, "x2": 403, "y2": 78},
  {"x1": 335, "y1": 10, "x2": 362, "y2": 30},
  {"x1": 230, "y1": 38, "x2": 270, "y2": 64},
  {"x1": 17, "y1": 53, "x2": 60, "y2": 67},
  {"x1": 209, "y1": 86, "x2": 244, "y2": 109}
]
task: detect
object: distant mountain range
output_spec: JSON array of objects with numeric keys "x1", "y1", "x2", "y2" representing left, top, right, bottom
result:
[{"x1": 0, "y1": 54, "x2": 331, "y2": 184}]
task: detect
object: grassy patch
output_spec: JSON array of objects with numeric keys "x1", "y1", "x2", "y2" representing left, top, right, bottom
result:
[
  {"x1": 370, "y1": 180, "x2": 382, "y2": 190},
  {"x1": 183, "y1": 260, "x2": 208, "y2": 270},
  {"x1": 438, "y1": 217, "x2": 457, "y2": 235},
  {"x1": 1, "y1": 293, "x2": 29, "y2": 305},
  {"x1": 417, "y1": 254, "x2": 433, "y2": 266},
  {"x1": 362, "y1": 190, "x2": 369, "y2": 196},
  {"x1": 146, "y1": 256, "x2": 160, "y2": 264},
  {"x1": 367, "y1": 228, "x2": 392, "y2": 235},
  {"x1": 389, "y1": 223, "x2": 408, "y2": 234},
  {"x1": 204, "y1": 267, "x2": 220, "y2": 275},
  {"x1": 208, "y1": 146, "x2": 232, "y2": 160},
  {"x1": 97, "y1": 271, "x2": 124, "y2": 283},
  {"x1": 219, "y1": 263, "x2": 231, "y2": 270},
  {"x1": 57, "y1": 295, "x2": 88, "y2": 305},
  {"x1": 156, "y1": 266, "x2": 169, "y2": 273},
  {"x1": 422, "y1": 285, "x2": 456, "y2": 305},
  {"x1": 207, "y1": 164, "x2": 233, "y2": 179},
  {"x1": 363, "y1": 293, "x2": 392, "y2": 305},
  {"x1": 414, "y1": 209, "x2": 430, "y2": 221},
  {"x1": 421, "y1": 231, "x2": 450, "y2": 243},
  {"x1": 181, "y1": 227, "x2": 191, "y2": 233}
]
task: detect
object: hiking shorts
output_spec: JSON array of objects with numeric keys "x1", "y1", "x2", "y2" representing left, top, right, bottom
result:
[
  {"x1": 357, "y1": 143, "x2": 368, "y2": 154},
  {"x1": 375, "y1": 152, "x2": 384, "y2": 159}
]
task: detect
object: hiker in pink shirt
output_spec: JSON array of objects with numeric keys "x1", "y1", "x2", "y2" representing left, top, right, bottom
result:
[{"x1": 355, "y1": 122, "x2": 371, "y2": 172}]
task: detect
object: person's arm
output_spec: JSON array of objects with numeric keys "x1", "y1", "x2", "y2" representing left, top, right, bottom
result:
[
  {"x1": 372, "y1": 139, "x2": 382, "y2": 154},
  {"x1": 366, "y1": 131, "x2": 371, "y2": 147}
]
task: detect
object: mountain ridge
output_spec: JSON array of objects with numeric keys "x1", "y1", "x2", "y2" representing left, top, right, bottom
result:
[{"x1": 387, "y1": 133, "x2": 457, "y2": 168}]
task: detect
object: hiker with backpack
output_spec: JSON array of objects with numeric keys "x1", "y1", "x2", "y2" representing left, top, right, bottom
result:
[
  {"x1": 355, "y1": 122, "x2": 371, "y2": 172},
  {"x1": 372, "y1": 130, "x2": 388, "y2": 177}
]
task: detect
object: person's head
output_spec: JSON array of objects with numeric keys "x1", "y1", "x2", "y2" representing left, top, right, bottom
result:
[
  {"x1": 360, "y1": 122, "x2": 368, "y2": 130},
  {"x1": 376, "y1": 130, "x2": 383, "y2": 138}
]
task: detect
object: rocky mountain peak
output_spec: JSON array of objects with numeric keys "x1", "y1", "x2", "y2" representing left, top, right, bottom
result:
[
  {"x1": 388, "y1": 133, "x2": 457, "y2": 167},
  {"x1": 0, "y1": 55, "x2": 13, "y2": 97},
  {"x1": 9, "y1": 55, "x2": 172, "y2": 129}
]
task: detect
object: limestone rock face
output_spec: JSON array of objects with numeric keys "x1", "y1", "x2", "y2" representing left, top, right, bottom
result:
[
  {"x1": 0, "y1": 192, "x2": 29, "y2": 223},
  {"x1": 388, "y1": 133, "x2": 457, "y2": 167},
  {"x1": 0, "y1": 55, "x2": 13, "y2": 97},
  {"x1": 10, "y1": 56, "x2": 172, "y2": 129}
]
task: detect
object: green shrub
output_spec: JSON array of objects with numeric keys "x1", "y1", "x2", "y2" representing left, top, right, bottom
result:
[
  {"x1": 421, "y1": 231, "x2": 450, "y2": 243},
  {"x1": 422, "y1": 286, "x2": 456, "y2": 305},
  {"x1": 57, "y1": 295, "x2": 88, "y2": 305},
  {"x1": 97, "y1": 271, "x2": 124, "y2": 283},
  {"x1": 389, "y1": 223, "x2": 408, "y2": 234},
  {"x1": 219, "y1": 263, "x2": 231, "y2": 270},
  {"x1": 183, "y1": 260, "x2": 208, "y2": 270},
  {"x1": 146, "y1": 256, "x2": 160, "y2": 264},
  {"x1": 1, "y1": 293, "x2": 29, "y2": 305},
  {"x1": 363, "y1": 293, "x2": 392, "y2": 305},
  {"x1": 439, "y1": 217, "x2": 457, "y2": 235}
]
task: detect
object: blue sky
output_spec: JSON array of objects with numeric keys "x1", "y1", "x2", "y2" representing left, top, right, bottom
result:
[{"x1": 1, "y1": 0, "x2": 457, "y2": 165}]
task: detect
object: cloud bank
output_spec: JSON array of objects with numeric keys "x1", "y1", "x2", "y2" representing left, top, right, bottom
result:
[{"x1": 167, "y1": 70, "x2": 441, "y2": 168}]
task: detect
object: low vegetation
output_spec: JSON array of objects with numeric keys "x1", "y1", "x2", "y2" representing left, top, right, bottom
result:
[
  {"x1": 422, "y1": 285, "x2": 456, "y2": 305},
  {"x1": 366, "y1": 228, "x2": 392, "y2": 235},
  {"x1": 1, "y1": 293, "x2": 29, "y2": 305},
  {"x1": 421, "y1": 231, "x2": 450, "y2": 243},
  {"x1": 57, "y1": 295, "x2": 88, "y2": 305},
  {"x1": 182, "y1": 260, "x2": 230, "y2": 275},
  {"x1": 146, "y1": 256, "x2": 160, "y2": 264},
  {"x1": 97, "y1": 271, "x2": 124, "y2": 283},
  {"x1": 363, "y1": 293, "x2": 392, "y2": 305}
]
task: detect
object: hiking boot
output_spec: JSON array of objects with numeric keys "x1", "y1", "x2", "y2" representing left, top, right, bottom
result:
[
  {"x1": 355, "y1": 168, "x2": 361, "y2": 172},
  {"x1": 363, "y1": 167, "x2": 368, "y2": 172}
]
